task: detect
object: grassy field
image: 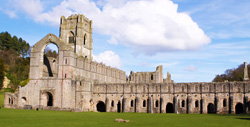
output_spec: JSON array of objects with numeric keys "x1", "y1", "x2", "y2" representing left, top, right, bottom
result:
[{"x1": 0, "y1": 108, "x2": 249, "y2": 127}]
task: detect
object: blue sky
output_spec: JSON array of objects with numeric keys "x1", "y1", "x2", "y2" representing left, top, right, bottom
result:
[{"x1": 1, "y1": 0, "x2": 250, "y2": 82}]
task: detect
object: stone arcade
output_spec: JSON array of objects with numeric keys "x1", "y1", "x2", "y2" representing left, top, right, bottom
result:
[{"x1": 4, "y1": 14, "x2": 250, "y2": 114}]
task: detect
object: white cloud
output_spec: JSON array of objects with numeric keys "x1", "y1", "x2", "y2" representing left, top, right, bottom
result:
[
  {"x1": 4, "y1": 10, "x2": 17, "y2": 18},
  {"x1": 11, "y1": 0, "x2": 44, "y2": 17},
  {"x1": 183, "y1": 65, "x2": 197, "y2": 72},
  {"x1": 93, "y1": 51, "x2": 122, "y2": 69},
  {"x1": 8, "y1": 0, "x2": 210, "y2": 54}
]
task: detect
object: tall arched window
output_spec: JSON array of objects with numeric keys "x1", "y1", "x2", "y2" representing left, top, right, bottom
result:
[
  {"x1": 68, "y1": 31, "x2": 74, "y2": 44},
  {"x1": 155, "y1": 100, "x2": 159, "y2": 107},
  {"x1": 111, "y1": 100, "x2": 114, "y2": 107},
  {"x1": 182, "y1": 100, "x2": 185, "y2": 107},
  {"x1": 43, "y1": 43, "x2": 59, "y2": 77},
  {"x1": 83, "y1": 34, "x2": 87, "y2": 45},
  {"x1": 131, "y1": 100, "x2": 134, "y2": 107},
  {"x1": 195, "y1": 100, "x2": 199, "y2": 108},
  {"x1": 143, "y1": 100, "x2": 146, "y2": 107},
  {"x1": 223, "y1": 99, "x2": 227, "y2": 107},
  {"x1": 151, "y1": 74, "x2": 153, "y2": 80}
]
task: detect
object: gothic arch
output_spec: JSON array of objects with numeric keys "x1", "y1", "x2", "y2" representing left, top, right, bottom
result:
[{"x1": 30, "y1": 33, "x2": 74, "y2": 79}]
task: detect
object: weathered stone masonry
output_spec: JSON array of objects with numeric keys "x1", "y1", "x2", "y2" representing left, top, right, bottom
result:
[{"x1": 4, "y1": 14, "x2": 250, "y2": 114}]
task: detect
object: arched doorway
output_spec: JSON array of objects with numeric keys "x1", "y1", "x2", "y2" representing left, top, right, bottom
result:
[
  {"x1": 207, "y1": 103, "x2": 215, "y2": 113},
  {"x1": 47, "y1": 92, "x2": 53, "y2": 106},
  {"x1": 166, "y1": 103, "x2": 174, "y2": 113},
  {"x1": 96, "y1": 101, "x2": 106, "y2": 112},
  {"x1": 117, "y1": 101, "x2": 121, "y2": 113},
  {"x1": 235, "y1": 103, "x2": 243, "y2": 114}
]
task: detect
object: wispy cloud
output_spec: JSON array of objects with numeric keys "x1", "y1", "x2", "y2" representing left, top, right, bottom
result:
[{"x1": 183, "y1": 65, "x2": 197, "y2": 72}]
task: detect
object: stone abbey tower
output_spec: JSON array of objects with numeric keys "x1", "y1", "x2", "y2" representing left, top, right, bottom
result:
[{"x1": 4, "y1": 14, "x2": 250, "y2": 114}]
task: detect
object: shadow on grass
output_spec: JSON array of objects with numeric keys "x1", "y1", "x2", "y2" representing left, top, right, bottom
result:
[{"x1": 237, "y1": 118, "x2": 250, "y2": 121}]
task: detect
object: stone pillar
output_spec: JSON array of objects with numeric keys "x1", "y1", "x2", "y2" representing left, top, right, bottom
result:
[
  {"x1": 122, "y1": 98, "x2": 126, "y2": 112},
  {"x1": 244, "y1": 62, "x2": 249, "y2": 81},
  {"x1": 244, "y1": 96, "x2": 248, "y2": 113},
  {"x1": 173, "y1": 96, "x2": 178, "y2": 113},
  {"x1": 150, "y1": 98, "x2": 153, "y2": 113},
  {"x1": 147, "y1": 97, "x2": 150, "y2": 113},
  {"x1": 200, "y1": 99, "x2": 204, "y2": 114},
  {"x1": 229, "y1": 96, "x2": 233, "y2": 114},
  {"x1": 160, "y1": 98, "x2": 163, "y2": 113},
  {"x1": 187, "y1": 96, "x2": 192, "y2": 114},
  {"x1": 105, "y1": 98, "x2": 109, "y2": 112},
  {"x1": 135, "y1": 97, "x2": 140, "y2": 113},
  {"x1": 214, "y1": 97, "x2": 218, "y2": 114}
]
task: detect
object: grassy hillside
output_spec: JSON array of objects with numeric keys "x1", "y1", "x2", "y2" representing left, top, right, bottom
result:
[{"x1": 0, "y1": 108, "x2": 249, "y2": 127}]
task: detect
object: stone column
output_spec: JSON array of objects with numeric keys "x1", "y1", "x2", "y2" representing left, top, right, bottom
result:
[
  {"x1": 173, "y1": 96, "x2": 178, "y2": 113},
  {"x1": 244, "y1": 62, "x2": 249, "y2": 81},
  {"x1": 214, "y1": 97, "x2": 218, "y2": 114},
  {"x1": 187, "y1": 96, "x2": 192, "y2": 114},
  {"x1": 105, "y1": 98, "x2": 109, "y2": 112},
  {"x1": 150, "y1": 98, "x2": 153, "y2": 113},
  {"x1": 200, "y1": 99, "x2": 204, "y2": 114},
  {"x1": 147, "y1": 97, "x2": 151, "y2": 113},
  {"x1": 122, "y1": 98, "x2": 126, "y2": 112},
  {"x1": 160, "y1": 98, "x2": 163, "y2": 113},
  {"x1": 229, "y1": 96, "x2": 233, "y2": 114},
  {"x1": 135, "y1": 97, "x2": 140, "y2": 113},
  {"x1": 244, "y1": 96, "x2": 248, "y2": 113}
]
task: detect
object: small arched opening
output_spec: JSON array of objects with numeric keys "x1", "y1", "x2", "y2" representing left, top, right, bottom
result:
[
  {"x1": 151, "y1": 74, "x2": 153, "y2": 80},
  {"x1": 143, "y1": 100, "x2": 146, "y2": 107},
  {"x1": 235, "y1": 103, "x2": 243, "y2": 114},
  {"x1": 207, "y1": 103, "x2": 215, "y2": 113},
  {"x1": 46, "y1": 92, "x2": 53, "y2": 106},
  {"x1": 21, "y1": 97, "x2": 27, "y2": 104},
  {"x1": 182, "y1": 100, "x2": 185, "y2": 107},
  {"x1": 111, "y1": 100, "x2": 114, "y2": 107},
  {"x1": 117, "y1": 101, "x2": 121, "y2": 113},
  {"x1": 195, "y1": 100, "x2": 199, "y2": 108},
  {"x1": 166, "y1": 103, "x2": 174, "y2": 113},
  {"x1": 223, "y1": 99, "x2": 227, "y2": 107},
  {"x1": 131, "y1": 100, "x2": 134, "y2": 107},
  {"x1": 96, "y1": 101, "x2": 106, "y2": 112},
  {"x1": 155, "y1": 100, "x2": 159, "y2": 107}
]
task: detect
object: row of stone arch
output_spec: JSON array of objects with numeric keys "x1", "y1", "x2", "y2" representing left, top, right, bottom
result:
[
  {"x1": 96, "y1": 100, "x2": 175, "y2": 113},
  {"x1": 96, "y1": 100, "x2": 247, "y2": 114}
]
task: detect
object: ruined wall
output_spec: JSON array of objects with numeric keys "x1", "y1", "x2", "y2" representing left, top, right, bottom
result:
[{"x1": 127, "y1": 65, "x2": 163, "y2": 84}]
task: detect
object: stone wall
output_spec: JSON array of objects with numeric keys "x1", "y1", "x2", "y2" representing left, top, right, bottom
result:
[{"x1": 92, "y1": 82, "x2": 250, "y2": 114}]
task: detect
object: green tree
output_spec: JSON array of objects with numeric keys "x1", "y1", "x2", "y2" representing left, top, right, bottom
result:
[
  {"x1": 213, "y1": 63, "x2": 249, "y2": 82},
  {"x1": 0, "y1": 31, "x2": 30, "y2": 90}
]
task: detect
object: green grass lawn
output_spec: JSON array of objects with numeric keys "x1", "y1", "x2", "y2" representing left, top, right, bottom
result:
[{"x1": 0, "y1": 108, "x2": 249, "y2": 127}]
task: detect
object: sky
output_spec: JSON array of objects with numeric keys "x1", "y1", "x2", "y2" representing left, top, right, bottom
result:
[{"x1": 1, "y1": 0, "x2": 250, "y2": 83}]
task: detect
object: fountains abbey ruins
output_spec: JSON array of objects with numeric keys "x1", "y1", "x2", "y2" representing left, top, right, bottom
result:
[{"x1": 4, "y1": 14, "x2": 250, "y2": 114}]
